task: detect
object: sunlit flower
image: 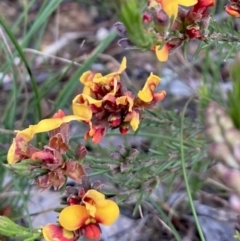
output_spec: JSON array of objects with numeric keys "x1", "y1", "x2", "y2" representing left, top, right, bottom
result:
[
  {"x1": 42, "y1": 223, "x2": 74, "y2": 241},
  {"x1": 59, "y1": 189, "x2": 119, "y2": 232}
]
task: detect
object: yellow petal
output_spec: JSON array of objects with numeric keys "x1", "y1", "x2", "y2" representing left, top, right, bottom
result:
[
  {"x1": 83, "y1": 190, "x2": 106, "y2": 217},
  {"x1": 73, "y1": 94, "x2": 102, "y2": 108},
  {"x1": 137, "y1": 73, "x2": 161, "y2": 102},
  {"x1": 124, "y1": 111, "x2": 140, "y2": 131},
  {"x1": 82, "y1": 86, "x2": 92, "y2": 95},
  {"x1": 80, "y1": 71, "x2": 93, "y2": 85},
  {"x1": 93, "y1": 57, "x2": 127, "y2": 85},
  {"x1": 116, "y1": 95, "x2": 134, "y2": 112},
  {"x1": 177, "y1": 0, "x2": 197, "y2": 6},
  {"x1": 59, "y1": 205, "x2": 89, "y2": 231},
  {"x1": 118, "y1": 57, "x2": 127, "y2": 73},
  {"x1": 155, "y1": 44, "x2": 169, "y2": 62},
  {"x1": 72, "y1": 96, "x2": 93, "y2": 119},
  {"x1": 129, "y1": 112, "x2": 140, "y2": 131},
  {"x1": 161, "y1": 0, "x2": 178, "y2": 20},
  {"x1": 7, "y1": 136, "x2": 27, "y2": 165},
  {"x1": 15, "y1": 114, "x2": 90, "y2": 142},
  {"x1": 83, "y1": 189, "x2": 120, "y2": 226},
  {"x1": 95, "y1": 199, "x2": 120, "y2": 225},
  {"x1": 42, "y1": 223, "x2": 74, "y2": 241}
]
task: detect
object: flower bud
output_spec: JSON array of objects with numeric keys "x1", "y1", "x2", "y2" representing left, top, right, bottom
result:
[
  {"x1": 83, "y1": 224, "x2": 101, "y2": 240},
  {"x1": 156, "y1": 9, "x2": 169, "y2": 27},
  {"x1": 195, "y1": 0, "x2": 215, "y2": 8},
  {"x1": 229, "y1": 194, "x2": 240, "y2": 213},
  {"x1": 113, "y1": 22, "x2": 126, "y2": 37},
  {"x1": 142, "y1": 12, "x2": 152, "y2": 24},
  {"x1": 205, "y1": 126, "x2": 224, "y2": 143},
  {"x1": 233, "y1": 144, "x2": 240, "y2": 164},
  {"x1": 67, "y1": 196, "x2": 80, "y2": 206},
  {"x1": 185, "y1": 25, "x2": 201, "y2": 39},
  {"x1": 208, "y1": 143, "x2": 239, "y2": 168},
  {"x1": 225, "y1": 5, "x2": 240, "y2": 17},
  {"x1": 75, "y1": 144, "x2": 87, "y2": 160},
  {"x1": 117, "y1": 38, "x2": 135, "y2": 49},
  {"x1": 214, "y1": 164, "x2": 240, "y2": 196},
  {"x1": 218, "y1": 114, "x2": 235, "y2": 131},
  {"x1": 119, "y1": 124, "x2": 129, "y2": 135},
  {"x1": 224, "y1": 128, "x2": 240, "y2": 147},
  {"x1": 108, "y1": 114, "x2": 122, "y2": 128}
]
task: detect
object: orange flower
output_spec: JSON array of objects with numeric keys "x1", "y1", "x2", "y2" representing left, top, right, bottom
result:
[
  {"x1": 59, "y1": 189, "x2": 119, "y2": 231},
  {"x1": 42, "y1": 223, "x2": 74, "y2": 241}
]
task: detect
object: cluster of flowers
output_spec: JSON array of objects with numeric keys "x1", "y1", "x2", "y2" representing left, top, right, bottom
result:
[
  {"x1": 117, "y1": 0, "x2": 215, "y2": 61},
  {"x1": 7, "y1": 56, "x2": 166, "y2": 240},
  {"x1": 42, "y1": 184, "x2": 119, "y2": 241},
  {"x1": 7, "y1": 110, "x2": 88, "y2": 189},
  {"x1": 72, "y1": 57, "x2": 166, "y2": 143}
]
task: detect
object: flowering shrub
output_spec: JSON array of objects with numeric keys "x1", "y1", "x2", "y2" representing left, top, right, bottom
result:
[{"x1": 2, "y1": 0, "x2": 240, "y2": 241}]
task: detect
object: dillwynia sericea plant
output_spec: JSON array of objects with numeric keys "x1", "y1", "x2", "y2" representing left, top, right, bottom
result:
[{"x1": 2, "y1": 0, "x2": 240, "y2": 241}]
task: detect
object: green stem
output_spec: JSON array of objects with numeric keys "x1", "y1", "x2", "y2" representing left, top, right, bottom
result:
[{"x1": 180, "y1": 97, "x2": 206, "y2": 241}]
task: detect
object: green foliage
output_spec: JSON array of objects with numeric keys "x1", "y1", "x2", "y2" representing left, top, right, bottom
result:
[
  {"x1": 117, "y1": 0, "x2": 153, "y2": 49},
  {"x1": 228, "y1": 55, "x2": 240, "y2": 129},
  {"x1": 0, "y1": 216, "x2": 41, "y2": 241}
]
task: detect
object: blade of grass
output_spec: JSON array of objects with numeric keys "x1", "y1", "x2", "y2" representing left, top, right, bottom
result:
[
  {"x1": 0, "y1": 17, "x2": 42, "y2": 121},
  {"x1": 146, "y1": 197, "x2": 182, "y2": 241},
  {"x1": 180, "y1": 97, "x2": 206, "y2": 241},
  {"x1": 21, "y1": 0, "x2": 63, "y2": 47}
]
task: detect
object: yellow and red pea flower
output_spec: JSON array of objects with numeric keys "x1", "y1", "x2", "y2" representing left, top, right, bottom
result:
[
  {"x1": 225, "y1": 4, "x2": 240, "y2": 17},
  {"x1": 72, "y1": 58, "x2": 166, "y2": 143},
  {"x1": 42, "y1": 223, "x2": 75, "y2": 241},
  {"x1": 58, "y1": 189, "x2": 119, "y2": 240}
]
